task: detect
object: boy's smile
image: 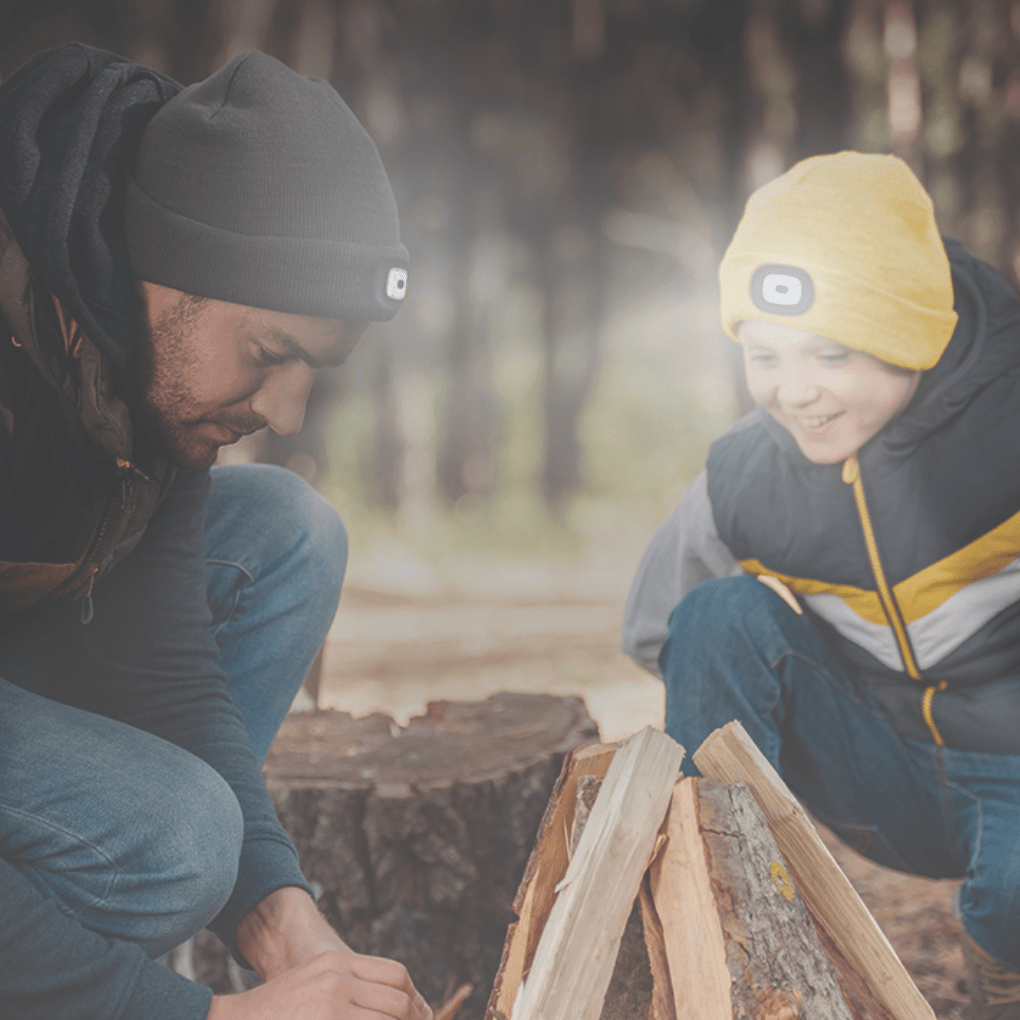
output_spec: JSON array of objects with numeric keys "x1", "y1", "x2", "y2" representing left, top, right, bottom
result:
[{"x1": 738, "y1": 320, "x2": 922, "y2": 465}]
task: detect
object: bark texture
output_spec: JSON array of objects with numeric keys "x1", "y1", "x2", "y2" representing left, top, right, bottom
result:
[{"x1": 700, "y1": 779, "x2": 853, "y2": 1020}]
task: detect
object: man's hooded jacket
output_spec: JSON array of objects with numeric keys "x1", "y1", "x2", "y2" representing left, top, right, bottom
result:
[
  {"x1": 623, "y1": 239, "x2": 1020, "y2": 754},
  {"x1": 0, "y1": 44, "x2": 179, "y2": 614},
  {"x1": 0, "y1": 45, "x2": 312, "y2": 1019}
]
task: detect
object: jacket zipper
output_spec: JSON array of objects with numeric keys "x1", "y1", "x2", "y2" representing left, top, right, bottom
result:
[
  {"x1": 71, "y1": 482, "x2": 119, "y2": 624},
  {"x1": 79, "y1": 566, "x2": 97, "y2": 625},
  {"x1": 72, "y1": 459, "x2": 148, "y2": 623},
  {"x1": 842, "y1": 453, "x2": 947, "y2": 745}
]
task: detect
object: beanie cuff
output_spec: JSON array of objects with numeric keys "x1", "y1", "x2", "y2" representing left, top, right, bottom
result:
[
  {"x1": 125, "y1": 176, "x2": 408, "y2": 322},
  {"x1": 720, "y1": 251, "x2": 958, "y2": 371}
]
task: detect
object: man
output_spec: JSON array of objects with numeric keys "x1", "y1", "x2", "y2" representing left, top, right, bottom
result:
[
  {"x1": 622, "y1": 152, "x2": 1020, "y2": 1019},
  {"x1": 0, "y1": 43, "x2": 429, "y2": 1020}
]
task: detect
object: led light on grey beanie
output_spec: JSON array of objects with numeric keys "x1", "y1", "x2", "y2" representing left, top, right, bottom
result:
[{"x1": 124, "y1": 51, "x2": 408, "y2": 321}]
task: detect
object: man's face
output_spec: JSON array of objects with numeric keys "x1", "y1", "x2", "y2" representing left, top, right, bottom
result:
[
  {"x1": 738, "y1": 319, "x2": 921, "y2": 465},
  {"x1": 134, "y1": 281, "x2": 364, "y2": 469}
]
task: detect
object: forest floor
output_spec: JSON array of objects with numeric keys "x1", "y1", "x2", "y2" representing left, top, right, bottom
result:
[{"x1": 316, "y1": 562, "x2": 970, "y2": 1019}]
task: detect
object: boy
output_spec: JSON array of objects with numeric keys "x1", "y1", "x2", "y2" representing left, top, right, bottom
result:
[{"x1": 622, "y1": 152, "x2": 1020, "y2": 1019}]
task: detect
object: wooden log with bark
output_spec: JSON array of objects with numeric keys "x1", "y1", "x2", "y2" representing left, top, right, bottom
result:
[
  {"x1": 168, "y1": 692, "x2": 597, "y2": 1018},
  {"x1": 693, "y1": 721, "x2": 936, "y2": 1020},
  {"x1": 650, "y1": 777, "x2": 852, "y2": 1020}
]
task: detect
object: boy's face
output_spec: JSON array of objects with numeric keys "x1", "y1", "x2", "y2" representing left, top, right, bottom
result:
[{"x1": 738, "y1": 320, "x2": 921, "y2": 465}]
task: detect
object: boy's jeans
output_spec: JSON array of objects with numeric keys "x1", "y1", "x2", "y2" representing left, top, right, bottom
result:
[
  {"x1": 0, "y1": 464, "x2": 346, "y2": 957},
  {"x1": 661, "y1": 575, "x2": 1020, "y2": 972}
]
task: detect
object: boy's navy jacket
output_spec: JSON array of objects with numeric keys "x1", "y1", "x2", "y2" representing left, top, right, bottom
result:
[
  {"x1": 622, "y1": 239, "x2": 1020, "y2": 753},
  {"x1": 0, "y1": 45, "x2": 312, "y2": 1019}
]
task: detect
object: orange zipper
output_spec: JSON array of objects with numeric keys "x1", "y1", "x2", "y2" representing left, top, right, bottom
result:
[
  {"x1": 842, "y1": 453, "x2": 946, "y2": 745},
  {"x1": 67, "y1": 486, "x2": 118, "y2": 619}
]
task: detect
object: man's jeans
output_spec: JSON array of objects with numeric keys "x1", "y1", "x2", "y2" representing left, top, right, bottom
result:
[
  {"x1": 0, "y1": 464, "x2": 346, "y2": 958},
  {"x1": 661, "y1": 575, "x2": 1020, "y2": 972}
]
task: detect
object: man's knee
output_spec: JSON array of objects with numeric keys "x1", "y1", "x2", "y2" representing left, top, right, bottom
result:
[
  {"x1": 210, "y1": 462, "x2": 348, "y2": 606},
  {"x1": 161, "y1": 760, "x2": 244, "y2": 908},
  {"x1": 117, "y1": 756, "x2": 244, "y2": 953}
]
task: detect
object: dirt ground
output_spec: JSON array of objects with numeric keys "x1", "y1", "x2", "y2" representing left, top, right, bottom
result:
[{"x1": 317, "y1": 575, "x2": 970, "y2": 1018}]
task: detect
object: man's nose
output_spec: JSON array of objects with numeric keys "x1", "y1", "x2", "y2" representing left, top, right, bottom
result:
[{"x1": 250, "y1": 363, "x2": 315, "y2": 437}]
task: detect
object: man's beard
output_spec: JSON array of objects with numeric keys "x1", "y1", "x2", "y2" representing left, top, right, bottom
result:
[{"x1": 132, "y1": 294, "x2": 263, "y2": 469}]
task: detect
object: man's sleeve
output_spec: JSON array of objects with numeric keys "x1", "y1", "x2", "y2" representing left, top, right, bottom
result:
[
  {"x1": 620, "y1": 469, "x2": 742, "y2": 677},
  {"x1": 80, "y1": 467, "x2": 313, "y2": 961}
]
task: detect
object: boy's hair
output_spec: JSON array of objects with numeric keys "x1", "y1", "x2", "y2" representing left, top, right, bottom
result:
[{"x1": 719, "y1": 152, "x2": 957, "y2": 371}]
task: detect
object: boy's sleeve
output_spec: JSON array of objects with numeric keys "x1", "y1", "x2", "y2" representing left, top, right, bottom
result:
[{"x1": 620, "y1": 469, "x2": 742, "y2": 677}]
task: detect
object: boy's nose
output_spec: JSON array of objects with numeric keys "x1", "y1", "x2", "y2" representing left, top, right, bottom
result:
[{"x1": 776, "y1": 369, "x2": 821, "y2": 406}]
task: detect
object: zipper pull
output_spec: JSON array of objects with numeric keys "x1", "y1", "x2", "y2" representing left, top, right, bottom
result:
[
  {"x1": 115, "y1": 456, "x2": 154, "y2": 488},
  {"x1": 841, "y1": 453, "x2": 859, "y2": 485},
  {"x1": 80, "y1": 567, "x2": 97, "y2": 625}
]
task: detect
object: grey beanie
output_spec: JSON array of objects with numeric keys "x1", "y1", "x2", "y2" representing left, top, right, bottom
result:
[{"x1": 124, "y1": 51, "x2": 408, "y2": 321}]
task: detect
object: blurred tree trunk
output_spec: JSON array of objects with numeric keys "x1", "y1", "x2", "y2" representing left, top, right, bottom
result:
[
  {"x1": 787, "y1": 0, "x2": 856, "y2": 160},
  {"x1": 437, "y1": 189, "x2": 496, "y2": 506},
  {"x1": 918, "y1": 0, "x2": 1020, "y2": 290},
  {"x1": 539, "y1": 219, "x2": 605, "y2": 504}
]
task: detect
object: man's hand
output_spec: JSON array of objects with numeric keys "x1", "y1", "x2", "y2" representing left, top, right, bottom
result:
[
  {"x1": 206, "y1": 887, "x2": 432, "y2": 1020},
  {"x1": 206, "y1": 951, "x2": 432, "y2": 1020}
]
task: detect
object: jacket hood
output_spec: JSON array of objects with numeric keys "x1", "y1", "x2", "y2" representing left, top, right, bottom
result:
[
  {"x1": 0, "y1": 43, "x2": 180, "y2": 389},
  {"x1": 888, "y1": 239, "x2": 1020, "y2": 444}
]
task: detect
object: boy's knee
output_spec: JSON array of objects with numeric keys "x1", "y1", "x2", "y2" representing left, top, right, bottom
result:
[{"x1": 668, "y1": 575, "x2": 775, "y2": 640}]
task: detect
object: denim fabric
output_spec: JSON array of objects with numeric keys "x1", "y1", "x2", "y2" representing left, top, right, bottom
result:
[
  {"x1": 0, "y1": 463, "x2": 346, "y2": 961},
  {"x1": 205, "y1": 464, "x2": 348, "y2": 765},
  {"x1": 661, "y1": 574, "x2": 1020, "y2": 971}
]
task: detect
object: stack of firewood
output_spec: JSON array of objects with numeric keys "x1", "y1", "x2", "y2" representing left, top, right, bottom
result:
[{"x1": 489, "y1": 722, "x2": 936, "y2": 1020}]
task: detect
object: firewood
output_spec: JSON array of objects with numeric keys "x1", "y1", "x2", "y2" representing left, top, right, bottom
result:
[
  {"x1": 637, "y1": 872, "x2": 678, "y2": 1020},
  {"x1": 650, "y1": 777, "x2": 852, "y2": 1020},
  {"x1": 510, "y1": 727, "x2": 685, "y2": 1020},
  {"x1": 488, "y1": 741, "x2": 618, "y2": 1019},
  {"x1": 571, "y1": 776, "x2": 659, "y2": 1020},
  {"x1": 693, "y1": 721, "x2": 936, "y2": 1020}
]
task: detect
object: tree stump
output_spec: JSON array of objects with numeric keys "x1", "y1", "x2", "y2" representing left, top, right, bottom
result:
[{"x1": 169, "y1": 693, "x2": 598, "y2": 1016}]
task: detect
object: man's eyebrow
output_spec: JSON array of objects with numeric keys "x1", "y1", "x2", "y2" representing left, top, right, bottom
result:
[{"x1": 265, "y1": 327, "x2": 349, "y2": 368}]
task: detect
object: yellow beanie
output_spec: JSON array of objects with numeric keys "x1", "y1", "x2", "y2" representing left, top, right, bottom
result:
[{"x1": 718, "y1": 151, "x2": 958, "y2": 370}]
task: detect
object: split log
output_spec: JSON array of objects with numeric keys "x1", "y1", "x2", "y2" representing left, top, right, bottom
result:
[
  {"x1": 649, "y1": 777, "x2": 852, "y2": 1020},
  {"x1": 572, "y1": 777, "x2": 661, "y2": 1020},
  {"x1": 510, "y1": 727, "x2": 685, "y2": 1020},
  {"x1": 169, "y1": 693, "x2": 597, "y2": 1015},
  {"x1": 693, "y1": 721, "x2": 936, "y2": 1020},
  {"x1": 488, "y1": 741, "x2": 619, "y2": 1019},
  {"x1": 489, "y1": 735, "x2": 680, "y2": 1020},
  {"x1": 600, "y1": 900, "x2": 656, "y2": 1020}
]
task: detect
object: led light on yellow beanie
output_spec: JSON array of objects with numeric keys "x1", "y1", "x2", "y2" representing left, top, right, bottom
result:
[{"x1": 718, "y1": 151, "x2": 958, "y2": 370}]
